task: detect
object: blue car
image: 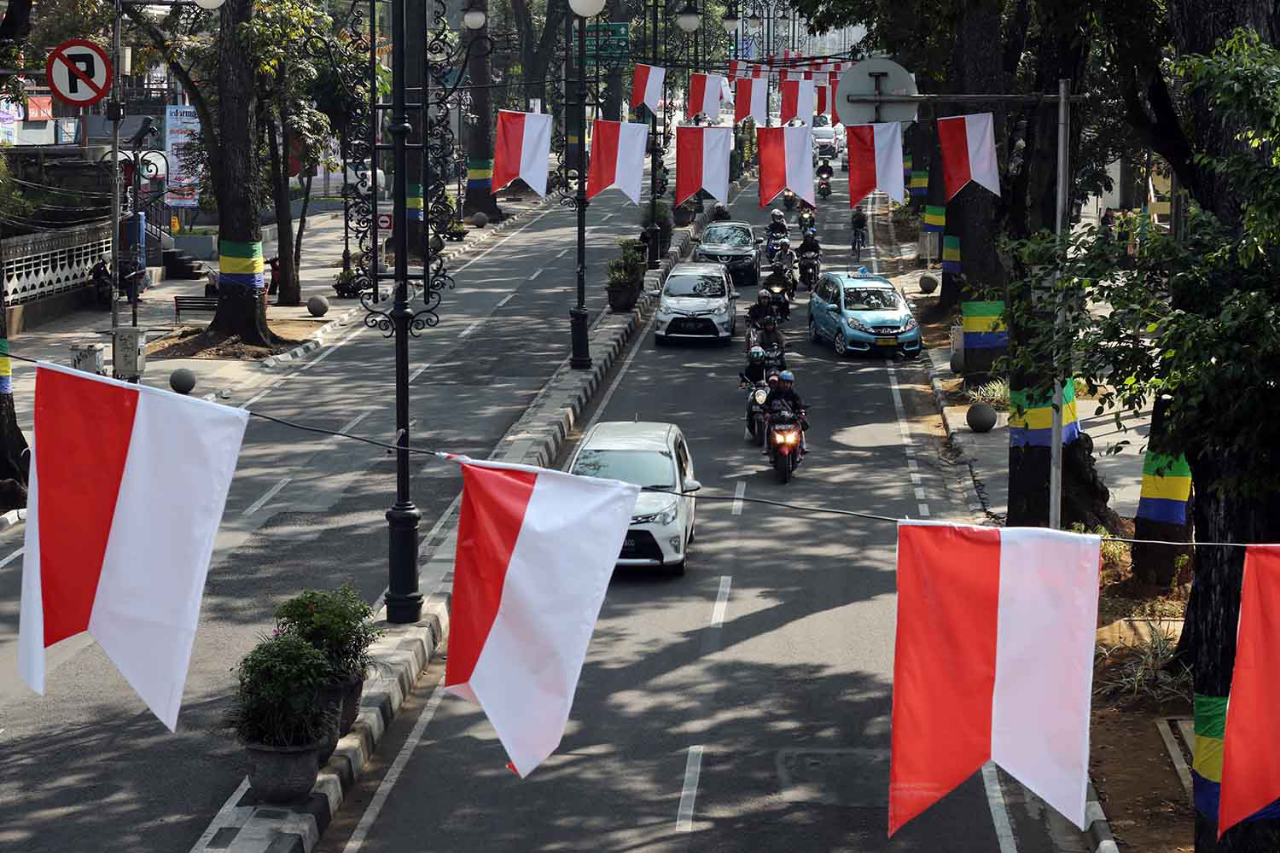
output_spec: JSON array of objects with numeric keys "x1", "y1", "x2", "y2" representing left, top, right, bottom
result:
[{"x1": 807, "y1": 271, "x2": 922, "y2": 357}]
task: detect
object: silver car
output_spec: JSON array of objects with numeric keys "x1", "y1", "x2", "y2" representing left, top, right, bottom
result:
[{"x1": 654, "y1": 263, "x2": 738, "y2": 345}]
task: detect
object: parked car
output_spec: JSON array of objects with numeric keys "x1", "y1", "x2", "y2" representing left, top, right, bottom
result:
[
  {"x1": 694, "y1": 221, "x2": 763, "y2": 289},
  {"x1": 568, "y1": 421, "x2": 700, "y2": 575},
  {"x1": 654, "y1": 263, "x2": 738, "y2": 345},
  {"x1": 807, "y1": 272, "x2": 922, "y2": 357},
  {"x1": 344, "y1": 161, "x2": 385, "y2": 196}
]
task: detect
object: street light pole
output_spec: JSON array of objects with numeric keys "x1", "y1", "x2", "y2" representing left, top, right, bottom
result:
[
  {"x1": 568, "y1": 0, "x2": 604, "y2": 369},
  {"x1": 645, "y1": 0, "x2": 660, "y2": 270},
  {"x1": 110, "y1": 0, "x2": 122, "y2": 366}
]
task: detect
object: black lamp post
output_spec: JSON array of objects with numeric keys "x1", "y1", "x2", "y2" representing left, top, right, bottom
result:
[{"x1": 567, "y1": 0, "x2": 605, "y2": 370}]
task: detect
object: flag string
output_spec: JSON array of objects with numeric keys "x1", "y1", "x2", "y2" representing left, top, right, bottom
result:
[{"x1": 5, "y1": 349, "x2": 1247, "y2": 549}]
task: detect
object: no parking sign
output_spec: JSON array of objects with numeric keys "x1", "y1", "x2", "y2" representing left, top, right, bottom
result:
[{"x1": 46, "y1": 39, "x2": 112, "y2": 107}]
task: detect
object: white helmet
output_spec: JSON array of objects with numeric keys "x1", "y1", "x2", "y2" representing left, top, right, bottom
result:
[
  {"x1": 770, "y1": 209, "x2": 784, "y2": 222},
  {"x1": 778, "y1": 238, "x2": 790, "y2": 249}
]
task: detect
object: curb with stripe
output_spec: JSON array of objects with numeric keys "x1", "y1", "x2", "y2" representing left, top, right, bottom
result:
[
  {"x1": 191, "y1": 192, "x2": 710, "y2": 853},
  {"x1": 1086, "y1": 781, "x2": 1119, "y2": 853}
]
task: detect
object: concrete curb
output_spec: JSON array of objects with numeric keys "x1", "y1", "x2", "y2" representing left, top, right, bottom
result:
[
  {"x1": 194, "y1": 599, "x2": 450, "y2": 853},
  {"x1": 192, "y1": 183, "x2": 707, "y2": 853},
  {"x1": 1086, "y1": 780, "x2": 1120, "y2": 853},
  {"x1": 925, "y1": 347, "x2": 988, "y2": 520}
]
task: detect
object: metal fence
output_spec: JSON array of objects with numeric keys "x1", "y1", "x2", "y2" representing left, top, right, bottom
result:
[{"x1": 1, "y1": 221, "x2": 112, "y2": 305}]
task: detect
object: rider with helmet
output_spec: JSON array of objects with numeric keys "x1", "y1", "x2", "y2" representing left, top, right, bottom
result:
[
  {"x1": 710, "y1": 202, "x2": 732, "y2": 222},
  {"x1": 766, "y1": 209, "x2": 789, "y2": 239},
  {"x1": 764, "y1": 370, "x2": 808, "y2": 457},
  {"x1": 799, "y1": 227, "x2": 822, "y2": 258},
  {"x1": 747, "y1": 288, "x2": 781, "y2": 324},
  {"x1": 755, "y1": 315, "x2": 787, "y2": 361},
  {"x1": 851, "y1": 206, "x2": 869, "y2": 251},
  {"x1": 773, "y1": 237, "x2": 798, "y2": 278},
  {"x1": 760, "y1": 263, "x2": 793, "y2": 321},
  {"x1": 739, "y1": 345, "x2": 770, "y2": 385}
]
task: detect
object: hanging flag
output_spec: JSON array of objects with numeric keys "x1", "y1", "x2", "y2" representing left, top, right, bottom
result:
[
  {"x1": 938, "y1": 112, "x2": 1000, "y2": 201},
  {"x1": 846, "y1": 122, "x2": 905, "y2": 206},
  {"x1": 758, "y1": 125, "x2": 814, "y2": 208},
  {"x1": 780, "y1": 79, "x2": 815, "y2": 125},
  {"x1": 586, "y1": 119, "x2": 649, "y2": 205},
  {"x1": 815, "y1": 84, "x2": 828, "y2": 118},
  {"x1": 687, "y1": 73, "x2": 725, "y2": 121},
  {"x1": 720, "y1": 75, "x2": 732, "y2": 103},
  {"x1": 728, "y1": 58, "x2": 742, "y2": 79},
  {"x1": 632, "y1": 63, "x2": 665, "y2": 114},
  {"x1": 675, "y1": 125, "x2": 732, "y2": 206},
  {"x1": 493, "y1": 110, "x2": 553, "y2": 197},
  {"x1": 18, "y1": 364, "x2": 248, "y2": 731},
  {"x1": 923, "y1": 204, "x2": 945, "y2": 232},
  {"x1": 443, "y1": 457, "x2": 638, "y2": 777},
  {"x1": 890, "y1": 522, "x2": 1100, "y2": 837},
  {"x1": 1217, "y1": 546, "x2": 1280, "y2": 835},
  {"x1": 735, "y1": 77, "x2": 767, "y2": 126}
]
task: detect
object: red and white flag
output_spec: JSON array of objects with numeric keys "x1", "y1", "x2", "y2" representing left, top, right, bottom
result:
[
  {"x1": 687, "y1": 72, "x2": 725, "y2": 121},
  {"x1": 780, "y1": 79, "x2": 815, "y2": 125},
  {"x1": 18, "y1": 365, "x2": 248, "y2": 730},
  {"x1": 758, "y1": 125, "x2": 814, "y2": 208},
  {"x1": 890, "y1": 522, "x2": 1100, "y2": 836},
  {"x1": 443, "y1": 457, "x2": 638, "y2": 777},
  {"x1": 1219, "y1": 546, "x2": 1280, "y2": 836},
  {"x1": 493, "y1": 110, "x2": 553, "y2": 197},
  {"x1": 938, "y1": 112, "x2": 1000, "y2": 200},
  {"x1": 735, "y1": 77, "x2": 767, "y2": 125},
  {"x1": 729, "y1": 59, "x2": 763, "y2": 79},
  {"x1": 675, "y1": 125, "x2": 732, "y2": 206},
  {"x1": 847, "y1": 122, "x2": 905, "y2": 206},
  {"x1": 632, "y1": 63, "x2": 665, "y2": 114},
  {"x1": 815, "y1": 85, "x2": 829, "y2": 120},
  {"x1": 586, "y1": 120, "x2": 649, "y2": 205}
]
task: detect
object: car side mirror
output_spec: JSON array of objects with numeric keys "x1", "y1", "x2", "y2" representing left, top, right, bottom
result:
[
  {"x1": 683, "y1": 478, "x2": 702, "y2": 493},
  {"x1": 691, "y1": 237, "x2": 700, "y2": 244},
  {"x1": 755, "y1": 237, "x2": 764, "y2": 244},
  {"x1": 828, "y1": 304, "x2": 840, "y2": 312}
]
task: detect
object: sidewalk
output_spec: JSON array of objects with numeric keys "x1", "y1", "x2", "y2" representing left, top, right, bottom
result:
[{"x1": 6, "y1": 196, "x2": 552, "y2": 433}]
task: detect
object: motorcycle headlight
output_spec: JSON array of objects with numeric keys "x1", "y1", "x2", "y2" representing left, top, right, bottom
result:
[
  {"x1": 846, "y1": 316, "x2": 872, "y2": 333},
  {"x1": 754, "y1": 389, "x2": 768, "y2": 404}
]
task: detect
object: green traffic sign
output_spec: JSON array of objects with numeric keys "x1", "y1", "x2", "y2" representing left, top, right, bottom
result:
[{"x1": 572, "y1": 22, "x2": 629, "y2": 58}]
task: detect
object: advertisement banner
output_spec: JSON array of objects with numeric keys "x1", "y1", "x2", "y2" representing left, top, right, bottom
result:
[{"x1": 165, "y1": 105, "x2": 200, "y2": 208}]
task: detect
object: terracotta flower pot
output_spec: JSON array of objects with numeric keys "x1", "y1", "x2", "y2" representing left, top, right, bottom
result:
[
  {"x1": 244, "y1": 742, "x2": 320, "y2": 804},
  {"x1": 607, "y1": 283, "x2": 640, "y2": 312}
]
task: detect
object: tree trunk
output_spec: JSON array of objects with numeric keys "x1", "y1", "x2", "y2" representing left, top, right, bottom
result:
[
  {"x1": 268, "y1": 117, "x2": 301, "y2": 306},
  {"x1": 0, "y1": 275, "x2": 29, "y2": 509},
  {"x1": 208, "y1": 0, "x2": 272, "y2": 346},
  {"x1": 1132, "y1": 395, "x2": 1194, "y2": 586},
  {"x1": 294, "y1": 174, "x2": 312, "y2": 276},
  {"x1": 463, "y1": 0, "x2": 504, "y2": 220}
]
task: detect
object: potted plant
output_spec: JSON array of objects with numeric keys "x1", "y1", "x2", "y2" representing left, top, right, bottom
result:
[
  {"x1": 605, "y1": 238, "x2": 645, "y2": 312},
  {"x1": 276, "y1": 584, "x2": 381, "y2": 754},
  {"x1": 227, "y1": 635, "x2": 333, "y2": 803},
  {"x1": 640, "y1": 201, "x2": 674, "y2": 254},
  {"x1": 672, "y1": 200, "x2": 695, "y2": 227}
]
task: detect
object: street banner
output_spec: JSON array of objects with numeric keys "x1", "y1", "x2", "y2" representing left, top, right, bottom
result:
[
  {"x1": 890, "y1": 522, "x2": 1100, "y2": 837},
  {"x1": 758, "y1": 125, "x2": 813, "y2": 208},
  {"x1": 687, "y1": 72, "x2": 724, "y2": 122},
  {"x1": 734, "y1": 77, "x2": 767, "y2": 126},
  {"x1": 1217, "y1": 546, "x2": 1280, "y2": 835},
  {"x1": 847, "y1": 122, "x2": 905, "y2": 206},
  {"x1": 586, "y1": 119, "x2": 648, "y2": 204},
  {"x1": 780, "y1": 79, "x2": 815, "y2": 125},
  {"x1": 442, "y1": 457, "x2": 638, "y2": 777},
  {"x1": 675, "y1": 125, "x2": 732, "y2": 206},
  {"x1": 492, "y1": 110, "x2": 552, "y2": 197},
  {"x1": 938, "y1": 112, "x2": 1001, "y2": 200},
  {"x1": 165, "y1": 105, "x2": 201, "y2": 208},
  {"x1": 632, "y1": 64, "x2": 665, "y2": 114},
  {"x1": 18, "y1": 364, "x2": 248, "y2": 731}
]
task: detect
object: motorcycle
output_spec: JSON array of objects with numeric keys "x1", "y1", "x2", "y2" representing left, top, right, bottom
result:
[
  {"x1": 797, "y1": 207, "x2": 816, "y2": 232},
  {"x1": 783, "y1": 188, "x2": 796, "y2": 210},
  {"x1": 798, "y1": 250, "x2": 821, "y2": 291},
  {"x1": 91, "y1": 261, "x2": 113, "y2": 309},
  {"x1": 817, "y1": 177, "x2": 831, "y2": 199},
  {"x1": 761, "y1": 343, "x2": 787, "y2": 374},
  {"x1": 768, "y1": 261, "x2": 796, "y2": 304},
  {"x1": 742, "y1": 381, "x2": 770, "y2": 446},
  {"x1": 765, "y1": 230, "x2": 787, "y2": 261},
  {"x1": 766, "y1": 402, "x2": 805, "y2": 483}
]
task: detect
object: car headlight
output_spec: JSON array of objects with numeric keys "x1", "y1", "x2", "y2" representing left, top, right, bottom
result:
[
  {"x1": 903, "y1": 317, "x2": 918, "y2": 331},
  {"x1": 633, "y1": 503, "x2": 678, "y2": 526},
  {"x1": 846, "y1": 316, "x2": 872, "y2": 333},
  {"x1": 659, "y1": 301, "x2": 674, "y2": 314}
]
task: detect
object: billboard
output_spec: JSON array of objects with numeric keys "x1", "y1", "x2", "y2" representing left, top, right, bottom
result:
[{"x1": 165, "y1": 105, "x2": 200, "y2": 208}]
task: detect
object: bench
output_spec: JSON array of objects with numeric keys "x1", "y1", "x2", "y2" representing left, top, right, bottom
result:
[{"x1": 174, "y1": 296, "x2": 218, "y2": 324}]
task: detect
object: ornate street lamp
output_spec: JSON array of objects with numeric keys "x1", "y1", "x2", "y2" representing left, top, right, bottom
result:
[
  {"x1": 722, "y1": 7, "x2": 739, "y2": 33},
  {"x1": 676, "y1": 0, "x2": 701, "y2": 33}
]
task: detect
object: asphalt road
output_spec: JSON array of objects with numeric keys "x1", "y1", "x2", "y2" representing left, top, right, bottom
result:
[
  {"x1": 311, "y1": 172, "x2": 1093, "y2": 851},
  {"x1": 0, "y1": 170, "x2": 682, "y2": 852}
]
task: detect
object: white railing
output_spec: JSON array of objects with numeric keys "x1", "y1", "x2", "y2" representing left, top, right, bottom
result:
[{"x1": 1, "y1": 222, "x2": 112, "y2": 306}]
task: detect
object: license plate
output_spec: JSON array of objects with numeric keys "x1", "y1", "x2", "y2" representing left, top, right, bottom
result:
[
  {"x1": 875, "y1": 337, "x2": 897, "y2": 346},
  {"x1": 624, "y1": 538, "x2": 636, "y2": 549}
]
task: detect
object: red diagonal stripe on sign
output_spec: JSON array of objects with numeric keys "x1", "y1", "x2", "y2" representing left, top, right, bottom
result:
[{"x1": 53, "y1": 47, "x2": 107, "y2": 97}]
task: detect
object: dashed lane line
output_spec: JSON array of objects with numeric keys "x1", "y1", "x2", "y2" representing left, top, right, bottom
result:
[
  {"x1": 731, "y1": 481, "x2": 746, "y2": 516},
  {"x1": 242, "y1": 476, "x2": 292, "y2": 517},
  {"x1": 675, "y1": 746, "x2": 705, "y2": 833}
]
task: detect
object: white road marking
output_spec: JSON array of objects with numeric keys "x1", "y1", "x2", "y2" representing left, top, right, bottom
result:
[
  {"x1": 909, "y1": 472, "x2": 923, "y2": 485},
  {"x1": 242, "y1": 476, "x2": 292, "y2": 516},
  {"x1": 731, "y1": 481, "x2": 746, "y2": 516},
  {"x1": 341, "y1": 674, "x2": 448, "y2": 853},
  {"x1": 675, "y1": 745, "x2": 705, "y2": 833},
  {"x1": 340, "y1": 411, "x2": 371, "y2": 434},
  {"x1": 187, "y1": 777, "x2": 251, "y2": 853},
  {"x1": 0, "y1": 547, "x2": 23, "y2": 570},
  {"x1": 601, "y1": 212, "x2": 615, "y2": 221},
  {"x1": 556, "y1": 248, "x2": 569, "y2": 259},
  {"x1": 451, "y1": 207, "x2": 554, "y2": 275},
  {"x1": 914, "y1": 487, "x2": 927, "y2": 501},
  {"x1": 496, "y1": 293, "x2": 515, "y2": 308},
  {"x1": 711, "y1": 576, "x2": 732, "y2": 627},
  {"x1": 981, "y1": 763, "x2": 1021, "y2": 853},
  {"x1": 409, "y1": 361, "x2": 432, "y2": 382},
  {"x1": 918, "y1": 504, "x2": 931, "y2": 517},
  {"x1": 459, "y1": 320, "x2": 481, "y2": 338},
  {"x1": 296, "y1": 324, "x2": 367, "y2": 375},
  {"x1": 886, "y1": 359, "x2": 930, "y2": 519},
  {"x1": 528, "y1": 268, "x2": 544, "y2": 280}
]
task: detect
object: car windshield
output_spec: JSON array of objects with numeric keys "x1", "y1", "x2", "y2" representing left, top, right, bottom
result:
[
  {"x1": 702, "y1": 226, "x2": 752, "y2": 247},
  {"x1": 572, "y1": 449, "x2": 675, "y2": 489},
  {"x1": 666, "y1": 274, "x2": 726, "y2": 297},
  {"x1": 843, "y1": 287, "x2": 902, "y2": 311}
]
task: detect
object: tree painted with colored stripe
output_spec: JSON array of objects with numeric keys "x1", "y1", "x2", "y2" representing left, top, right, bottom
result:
[{"x1": 464, "y1": 0, "x2": 504, "y2": 220}]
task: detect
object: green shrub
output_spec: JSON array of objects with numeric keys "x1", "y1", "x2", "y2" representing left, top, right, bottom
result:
[
  {"x1": 227, "y1": 635, "x2": 333, "y2": 747},
  {"x1": 275, "y1": 584, "x2": 381, "y2": 682}
]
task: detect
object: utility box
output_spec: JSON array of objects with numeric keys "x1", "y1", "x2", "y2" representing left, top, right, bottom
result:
[
  {"x1": 113, "y1": 328, "x2": 146, "y2": 380},
  {"x1": 70, "y1": 342, "x2": 107, "y2": 376}
]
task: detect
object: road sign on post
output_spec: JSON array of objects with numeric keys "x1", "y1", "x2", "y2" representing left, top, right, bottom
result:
[
  {"x1": 572, "y1": 22, "x2": 629, "y2": 64},
  {"x1": 377, "y1": 212, "x2": 394, "y2": 230},
  {"x1": 46, "y1": 39, "x2": 112, "y2": 107}
]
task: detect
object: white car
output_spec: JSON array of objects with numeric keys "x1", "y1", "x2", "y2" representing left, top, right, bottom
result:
[
  {"x1": 654, "y1": 262, "x2": 738, "y2": 345},
  {"x1": 812, "y1": 126, "x2": 838, "y2": 163},
  {"x1": 344, "y1": 161, "x2": 386, "y2": 196},
  {"x1": 569, "y1": 422, "x2": 700, "y2": 574}
]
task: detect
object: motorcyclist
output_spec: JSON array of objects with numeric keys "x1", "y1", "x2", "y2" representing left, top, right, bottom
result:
[
  {"x1": 739, "y1": 345, "x2": 770, "y2": 385},
  {"x1": 764, "y1": 369, "x2": 808, "y2": 456},
  {"x1": 710, "y1": 202, "x2": 732, "y2": 222},
  {"x1": 91, "y1": 257, "x2": 113, "y2": 307},
  {"x1": 816, "y1": 159, "x2": 834, "y2": 181},
  {"x1": 773, "y1": 237, "x2": 798, "y2": 279},
  {"x1": 760, "y1": 265, "x2": 792, "y2": 321},
  {"x1": 765, "y1": 208, "x2": 788, "y2": 240},
  {"x1": 746, "y1": 288, "x2": 780, "y2": 324},
  {"x1": 755, "y1": 316, "x2": 787, "y2": 362},
  {"x1": 799, "y1": 228, "x2": 822, "y2": 258}
]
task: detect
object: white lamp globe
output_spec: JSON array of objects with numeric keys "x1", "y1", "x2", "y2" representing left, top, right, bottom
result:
[
  {"x1": 463, "y1": 8, "x2": 486, "y2": 29},
  {"x1": 722, "y1": 12, "x2": 739, "y2": 33},
  {"x1": 193, "y1": 0, "x2": 225, "y2": 10},
  {"x1": 569, "y1": 0, "x2": 606, "y2": 18},
  {"x1": 676, "y1": 3, "x2": 701, "y2": 32}
]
